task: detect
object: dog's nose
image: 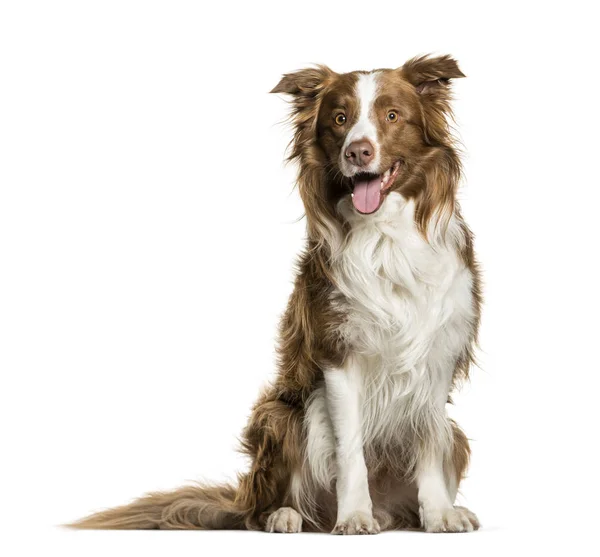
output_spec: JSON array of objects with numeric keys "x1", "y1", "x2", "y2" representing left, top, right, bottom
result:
[{"x1": 345, "y1": 140, "x2": 375, "y2": 167}]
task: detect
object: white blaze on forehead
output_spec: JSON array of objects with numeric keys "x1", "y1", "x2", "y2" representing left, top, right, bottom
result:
[{"x1": 341, "y1": 71, "x2": 381, "y2": 172}]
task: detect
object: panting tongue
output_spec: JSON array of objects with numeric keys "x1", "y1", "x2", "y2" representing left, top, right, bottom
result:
[{"x1": 352, "y1": 175, "x2": 382, "y2": 214}]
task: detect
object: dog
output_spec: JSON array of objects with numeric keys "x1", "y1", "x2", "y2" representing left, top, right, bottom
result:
[{"x1": 73, "y1": 54, "x2": 481, "y2": 534}]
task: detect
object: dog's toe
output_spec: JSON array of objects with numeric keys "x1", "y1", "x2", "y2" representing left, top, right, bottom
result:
[
  {"x1": 420, "y1": 506, "x2": 480, "y2": 533},
  {"x1": 332, "y1": 511, "x2": 380, "y2": 535},
  {"x1": 265, "y1": 507, "x2": 303, "y2": 533}
]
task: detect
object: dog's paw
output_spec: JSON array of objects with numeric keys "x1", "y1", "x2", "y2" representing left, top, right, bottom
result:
[
  {"x1": 265, "y1": 507, "x2": 303, "y2": 533},
  {"x1": 419, "y1": 505, "x2": 480, "y2": 533},
  {"x1": 332, "y1": 511, "x2": 381, "y2": 535}
]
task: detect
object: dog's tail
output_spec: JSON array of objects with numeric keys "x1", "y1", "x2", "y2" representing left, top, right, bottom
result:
[{"x1": 68, "y1": 482, "x2": 248, "y2": 530}]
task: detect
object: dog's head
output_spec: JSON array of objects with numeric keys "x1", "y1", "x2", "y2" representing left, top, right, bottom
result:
[{"x1": 272, "y1": 55, "x2": 464, "y2": 244}]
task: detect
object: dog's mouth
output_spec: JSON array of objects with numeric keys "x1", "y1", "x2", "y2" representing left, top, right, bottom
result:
[{"x1": 350, "y1": 161, "x2": 402, "y2": 215}]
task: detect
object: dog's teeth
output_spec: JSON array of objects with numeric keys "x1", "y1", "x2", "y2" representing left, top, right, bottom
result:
[{"x1": 351, "y1": 193, "x2": 354, "y2": 197}]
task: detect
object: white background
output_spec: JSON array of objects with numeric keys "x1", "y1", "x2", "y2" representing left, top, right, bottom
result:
[{"x1": 1, "y1": 1, "x2": 599, "y2": 555}]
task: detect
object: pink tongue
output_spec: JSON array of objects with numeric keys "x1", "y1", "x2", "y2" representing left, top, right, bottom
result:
[{"x1": 352, "y1": 175, "x2": 382, "y2": 214}]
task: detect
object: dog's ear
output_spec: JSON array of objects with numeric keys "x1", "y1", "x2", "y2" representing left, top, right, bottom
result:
[
  {"x1": 401, "y1": 55, "x2": 464, "y2": 144},
  {"x1": 270, "y1": 66, "x2": 340, "y2": 250},
  {"x1": 270, "y1": 66, "x2": 334, "y2": 97},
  {"x1": 401, "y1": 54, "x2": 465, "y2": 96},
  {"x1": 270, "y1": 66, "x2": 335, "y2": 160}
]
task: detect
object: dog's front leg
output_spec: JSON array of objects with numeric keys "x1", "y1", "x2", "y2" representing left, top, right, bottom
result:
[
  {"x1": 325, "y1": 360, "x2": 380, "y2": 535},
  {"x1": 416, "y1": 429, "x2": 479, "y2": 533}
]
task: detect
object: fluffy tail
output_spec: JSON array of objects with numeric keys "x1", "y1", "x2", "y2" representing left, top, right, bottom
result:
[{"x1": 69, "y1": 482, "x2": 247, "y2": 530}]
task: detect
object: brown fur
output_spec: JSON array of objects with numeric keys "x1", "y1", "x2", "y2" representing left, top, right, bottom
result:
[
  {"x1": 71, "y1": 54, "x2": 480, "y2": 532},
  {"x1": 71, "y1": 484, "x2": 245, "y2": 529}
]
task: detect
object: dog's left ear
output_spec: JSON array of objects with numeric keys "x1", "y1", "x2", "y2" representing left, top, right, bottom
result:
[
  {"x1": 401, "y1": 55, "x2": 464, "y2": 144},
  {"x1": 401, "y1": 54, "x2": 465, "y2": 96}
]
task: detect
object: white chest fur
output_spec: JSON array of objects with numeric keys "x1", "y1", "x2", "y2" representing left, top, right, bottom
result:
[
  {"x1": 332, "y1": 193, "x2": 474, "y2": 439},
  {"x1": 334, "y1": 193, "x2": 473, "y2": 359},
  {"x1": 301, "y1": 193, "x2": 476, "y2": 491}
]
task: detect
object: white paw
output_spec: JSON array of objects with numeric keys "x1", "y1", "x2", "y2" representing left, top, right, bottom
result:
[
  {"x1": 332, "y1": 511, "x2": 381, "y2": 535},
  {"x1": 265, "y1": 507, "x2": 303, "y2": 533},
  {"x1": 420, "y1": 505, "x2": 480, "y2": 533}
]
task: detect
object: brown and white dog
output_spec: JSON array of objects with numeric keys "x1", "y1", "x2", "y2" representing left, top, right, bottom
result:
[{"x1": 73, "y1": 54, "x2": 482, "y2": 534}]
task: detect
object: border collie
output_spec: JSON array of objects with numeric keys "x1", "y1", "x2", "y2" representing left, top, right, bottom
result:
[{"x1": 73, "y1": 54, "x2": 481, "y2": 534}]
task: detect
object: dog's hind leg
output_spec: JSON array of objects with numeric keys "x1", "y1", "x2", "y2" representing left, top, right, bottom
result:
[
  {"x1": 265, "y1": 507, "x2": 303, "y2": 533},
  {"x1": 445, "y1": 419, "x2": 471, "y2": 502}
]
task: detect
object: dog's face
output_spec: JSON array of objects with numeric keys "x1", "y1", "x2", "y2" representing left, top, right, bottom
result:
[
  {"x1": 272, "y1": 55, "x2": 464, "y2": 217},
  {"x1": 317, "y1": 70, "x2": 425, "y2": 214}
]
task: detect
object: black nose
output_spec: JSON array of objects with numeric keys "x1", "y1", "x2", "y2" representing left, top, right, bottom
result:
[{"x1": 345, "y1": 140, "x2": 375, "y2": 167}]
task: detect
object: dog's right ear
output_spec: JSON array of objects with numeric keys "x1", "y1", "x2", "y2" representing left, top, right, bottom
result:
[
  {"x1": 270, "y1": 66, "x2": 334, "y2": 97},
  {"x1": 270, "y1": 66, "x2": 335, "y2": 158}
]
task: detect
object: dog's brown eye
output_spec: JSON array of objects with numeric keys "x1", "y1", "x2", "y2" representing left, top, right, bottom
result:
[
  {"x1": 386, "y1": 110, "x2": 399, "y2": 123},
  {"x1": 334, "y1": 113, "x2": 347, "y2": 126}
]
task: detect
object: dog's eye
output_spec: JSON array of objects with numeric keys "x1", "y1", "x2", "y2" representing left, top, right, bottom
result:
[
  {"x1": 334, "y1": 113, "x2": 347, "y2": 126},
  {"x1": 386, "y1": 110, "x2": 399, "y2": 123}
]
